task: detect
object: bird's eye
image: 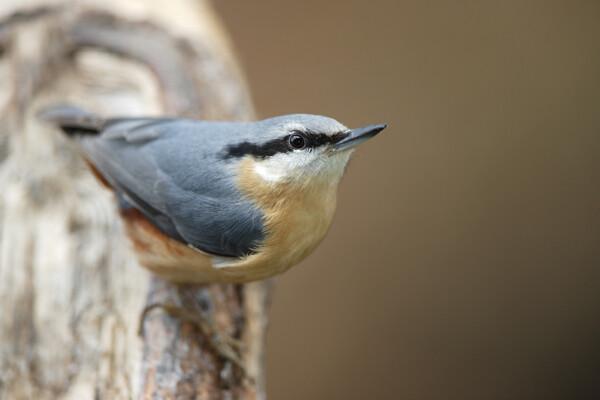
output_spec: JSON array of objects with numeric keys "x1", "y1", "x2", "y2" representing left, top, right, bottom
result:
[{"x1": 288, "y1": 134, "x2": 306, "y2": 149}]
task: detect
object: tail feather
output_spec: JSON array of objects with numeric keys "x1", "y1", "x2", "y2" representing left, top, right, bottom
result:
[{"x1": 37, "y1": 104, "x2": 105, "y2": 136}]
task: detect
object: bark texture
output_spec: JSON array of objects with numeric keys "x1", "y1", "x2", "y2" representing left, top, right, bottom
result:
[{"x1": 0, "y1": 1, "x2": 272, "y2": 399}]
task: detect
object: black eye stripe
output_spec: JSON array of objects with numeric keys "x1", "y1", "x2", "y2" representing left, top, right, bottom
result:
[
  {"x1": 224, "y1": 130, "x2": 348, "y2": 159},
  {"x1": 291, "y1": 130, "x2": 347, "y2": 148},
  {"x1": 224, "y1": 139, "x2": 287, "y2": 159}
]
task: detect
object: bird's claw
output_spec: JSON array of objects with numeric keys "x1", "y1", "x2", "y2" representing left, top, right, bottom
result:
[{"x1": 139, "y1": 302, "x2": 252, "y2": 382}]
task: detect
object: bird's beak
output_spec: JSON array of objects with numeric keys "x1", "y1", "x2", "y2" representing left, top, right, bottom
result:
[{"x1": 331, "y1": 124, "x2": 387, "y2": 152}]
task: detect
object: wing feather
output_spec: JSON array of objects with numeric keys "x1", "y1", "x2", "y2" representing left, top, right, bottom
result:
[{"x1": 41, "y1": 107, "x2": 264, "y2": 257}]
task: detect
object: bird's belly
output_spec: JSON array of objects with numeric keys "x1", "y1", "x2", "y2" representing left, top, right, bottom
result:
[
  {"x1": 120, "y1": 207, "x2": 334, "y2": 284},
  {"x1": 120, "y1": 169, "x2": 339, "y2": 284}
]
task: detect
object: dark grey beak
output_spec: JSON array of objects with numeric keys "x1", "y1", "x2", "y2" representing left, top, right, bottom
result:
[{"x1": 332, "y1": 124, "x2": 387, "y2": 152}]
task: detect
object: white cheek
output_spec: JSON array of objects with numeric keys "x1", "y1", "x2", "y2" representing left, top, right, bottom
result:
[
  {"x1": 254, "y1": 151, "x2": 316, "y2": 182},
  {"x1": 253, "y1": 150, "x2": 352, "y2": 184}
]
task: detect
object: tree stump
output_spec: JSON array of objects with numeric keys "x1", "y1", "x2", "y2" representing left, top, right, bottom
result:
[{"x1": 0, "y1": 2, "x2": 272, "y2": 399}]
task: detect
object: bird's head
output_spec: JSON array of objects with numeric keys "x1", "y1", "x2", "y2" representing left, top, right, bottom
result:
[{"x1": 225, "y1": 114, "x2": 386, "y2": 185}]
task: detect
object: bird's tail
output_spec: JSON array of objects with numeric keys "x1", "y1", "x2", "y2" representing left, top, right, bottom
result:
[{"x1": 37, "y1": 104, "x2": 105, "y2": 136}]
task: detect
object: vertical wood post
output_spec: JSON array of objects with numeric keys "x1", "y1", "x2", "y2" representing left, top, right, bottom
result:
[{"x1": 0, "y1": 2, "x2": 272, "y2": 399}]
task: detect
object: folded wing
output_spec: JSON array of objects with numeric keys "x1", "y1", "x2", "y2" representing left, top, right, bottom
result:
[{"x1": 40, "y1": 106, "x2": 265, "y2": 257}]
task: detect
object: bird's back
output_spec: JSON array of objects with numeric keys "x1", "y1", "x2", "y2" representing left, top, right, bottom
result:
[{"x1": 40, "y1": 105, "x2": 266, "y2": 259}]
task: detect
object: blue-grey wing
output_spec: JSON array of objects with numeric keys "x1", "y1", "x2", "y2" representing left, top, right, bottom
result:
[{"x1": 62, "y1": 115, "x2": 265, "y2": 258}]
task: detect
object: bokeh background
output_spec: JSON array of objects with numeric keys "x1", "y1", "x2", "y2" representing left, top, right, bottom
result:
[{"x1": 212, "y1": 2, "x2": 600, "y2": 399}]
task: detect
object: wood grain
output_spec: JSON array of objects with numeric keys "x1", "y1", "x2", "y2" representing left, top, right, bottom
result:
[{"x1": 0, "y1": 2, "x2": 271, "y2": 399}]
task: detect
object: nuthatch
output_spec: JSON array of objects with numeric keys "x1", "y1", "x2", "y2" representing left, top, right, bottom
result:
[{"x1": 40, "y1": 105, "x2": 386, "y2": 283}]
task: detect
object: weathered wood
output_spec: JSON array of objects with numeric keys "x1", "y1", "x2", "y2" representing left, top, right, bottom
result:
[{"x1": 0, "y1": 2, "x2": 271, "y2": 399}]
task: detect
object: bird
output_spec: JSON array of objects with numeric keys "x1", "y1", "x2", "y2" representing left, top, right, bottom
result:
[
  {"x1": 39, "y1": 104, "x2": 386, "y2": 378},
  {"x1": 39, "y1": 105, "x2": 386, "y2": 284}
]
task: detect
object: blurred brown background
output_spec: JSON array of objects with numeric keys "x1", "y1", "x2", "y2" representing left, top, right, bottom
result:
[{"x1": 213, "y1": 1, "x2": 600, "y2": 399}]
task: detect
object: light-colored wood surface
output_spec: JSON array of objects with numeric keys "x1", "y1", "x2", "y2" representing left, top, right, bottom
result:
[{"x1": 0, "y1": 2, "x2": 270, "y2": 399}]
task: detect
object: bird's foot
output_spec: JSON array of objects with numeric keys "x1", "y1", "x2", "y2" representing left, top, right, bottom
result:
[{"x1": 139, "y1": 302, "x2": 251, "y2": 382}]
